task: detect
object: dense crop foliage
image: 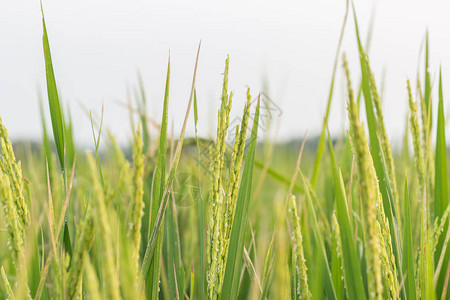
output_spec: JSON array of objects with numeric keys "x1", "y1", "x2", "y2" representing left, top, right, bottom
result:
[{"x1": 2, "y1": 5, "x2": 450, "y2": 300}]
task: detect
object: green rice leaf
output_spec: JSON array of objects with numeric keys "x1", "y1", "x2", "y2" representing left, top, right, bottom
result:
[
  {"x1": 146, "y1": 56, "x2": 170, "y2": 299},
  {"x1": 193, "y1": 89, "x2": 206, "y2": 300},
  {"x1": 434, "y1": 68, "x2": 448, "y2": 222},
  {"x1": 311, "y1": 1, "x2": 349, "y2": 187},
  {"x1": 165, "y1": 196, "x2": 185, "y2": 299},
  {"x1": 41, "y1": 7, "x2": 65, "y2": 176},
  {"x1": 63, "y1": 222, "x2": 72, "y2": 257},
  {"x1": 141, "y1": 42, "x2": 200, "y2": 294},
  {"x1": 402, "y1": 178, "x2": 416, "y2": 299},
  {"x1": 434, "y1": 69, "x2": 449, "y2": 296},
  {"x1": 327, "y1": 131, "x2": 366, "y2": 299},
  {"x1": 301, "y1": 173, "x2": 337, "y2": 300},
  {"x1": 260, "y1": 231, "x2": 276, "y2": 300},
  {"x1": 39, "y1": 94, "x2": 54, "y2": 188}
]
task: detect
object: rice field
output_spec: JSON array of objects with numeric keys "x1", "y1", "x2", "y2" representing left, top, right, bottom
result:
[{"x1": 1, "y1": 5, "x2": 450, "y2": 300}]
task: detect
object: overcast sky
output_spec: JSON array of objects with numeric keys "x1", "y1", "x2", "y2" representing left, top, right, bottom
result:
[{"x1": 2, "y1": 0, "x2": 450, "y2": 146}]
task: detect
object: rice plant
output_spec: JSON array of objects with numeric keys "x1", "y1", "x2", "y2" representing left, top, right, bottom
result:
[{"x1": 3, "y1": 5, "x2": 450, "y2": 300}]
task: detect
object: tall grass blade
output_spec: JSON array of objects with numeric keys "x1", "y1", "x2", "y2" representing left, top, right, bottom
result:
[
  {"x1": 141, "y1": 42, "x2": 201, "y2": 288},
  {"x1": 434, "y1": 69, "x2": 449, "y2": 297},
  {"x1": 402, "y1": 178, "x2": 416, "y2": 299},
  {"x1": 165, "y1": 195, "x2": 185, "y2": 299},
  {"x1": 146, "y1": 56, "x2": 170, "y2": 299},
  {"x1": 424, "y1": 32, "x2": 432, "y2": 134},
  {"x1": 39, "y1": 95, "x2": 54, "y2": 188},
  {"x1": 64, "y1": 107, "x2": 75, "y2": 173},
  {"x1": 311, "y1": 0, "x2": 349, "y2": 187},
  {"x1": 41, "y1": 6, "x2": 66, "y2": 176},
  {"x1": 331, "y1": 213, "x2": 343, "y2": 300},
  {"x1": 66, "y1": 202, "x2": 94, "y2": 300},
  {"x1": 327, "y1": 132, "x2": 366, "y2": 299},
  {"x1": 193, "y1": 89, "x2": 206, "y2": 300},
  {"x1": 260, "y1": 231, "x2": 276, "y2": 300},
  {"x1": 302, "y1": 173, "x2": 337, "y2": 300}
]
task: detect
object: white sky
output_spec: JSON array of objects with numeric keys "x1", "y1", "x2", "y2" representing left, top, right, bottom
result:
[{"x1": 1, "y1": 0, "x2": 450, "y2": 146}]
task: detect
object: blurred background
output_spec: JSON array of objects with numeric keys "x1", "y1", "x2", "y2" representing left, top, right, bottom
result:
[{"x1": 1, "y1": 0, "x2": 450, "y2": 146}]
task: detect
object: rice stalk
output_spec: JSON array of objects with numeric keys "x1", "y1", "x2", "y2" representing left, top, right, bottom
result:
[
  {"x1": 344, "y1": 54, "x2": 383, "y2": 300},
  {"x1": 368, "y1": 69, "x2": 399, "y2": 211},
  {"x1": 287, "y1": 194, "x2": 311, "y2": 300},
  {"x1": 222, "y1": 88, "x2": 252, "y2": 254},
  {"x1": 0, "y1": 173, "x2": 25, "y2": 264},
  {"x1": 129, "y1": 124, "x2": 145, "y2": 273},
  {"x1": 87, "y1": 153, "x2": 121, "y2": 300},
  {"x1": 0, "y1": 117, "x2": 30, "y2": 229},
  {"x1": 331, "y1": 212, "x2": 344, "y2": 299},
  {"x1": 376, "y1": 206, "x2": 398, "y2": 299},
  {"x1": 407, "y1": 80, "x2": 425, "y2": 192},
  {"x1": 84, "y1": 259, "x2": 101, "y2": 300},
  {"x1": 65, "y1": 202, "x2": 95, "y2": 300},
  {"x1": 1, "y1": 266, "x2": 15, "y2": 300}
]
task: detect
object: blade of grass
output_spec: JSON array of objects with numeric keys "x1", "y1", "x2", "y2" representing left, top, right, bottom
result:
[
  {"x1": 424, "y1": 31, "x2": 432, "y2": 134},
  {"x1": 302, "y1": 173, "x2": 337, "y2": 300},
  {"x1": 254, "y1": 160, "x2": 304, "y2": 194},
  {"x1": 146, "y1": 55, "x2": 170, "y2": 299},
  {"x1": 41, "y1": 5, "x2": 65, "y2": 178},
  {"x1": 136, "y1": 72, "x2": 150, "y2": 154},
  {"x1": 165, "y1": 194, "x2": 185, "y2": 299},
  {"x1": 402, "y1": 178, "x2": 416, "y2": 299},
  {"x1": 311, "y1": 0, "x2": 349, "y2": 186},
  {"x1": 190, "y1": 266, "x2": 194, "y2": 300},
  {"x1": 193, "y1": 89, "x2": 206, "y2": 300},
  {"x1": 141, "y1": 41, "x2": 201, "y2": 284},
  {"x1": 90, "y1": 107, "x2": 105, "y2": 189},
  {"x1": 331, "y1": 213, "x2": 343, "y2": 300},
  {"x1": 260, "y1": 230, "x2": 276, "y2": 300},
  {"x1": 243, "y1": 247, "x2": 263, "y2": 293},
  {"x1": 64, "y1": 106, "x2": 75, "y2": 173},
  {"x1": 34, "y1": 158, "x2": 77, "y2": 300},
  {"x1": 327, "y1": 131, "x2": 366, "y2": 299},
  {"x1": 434, "y1": 68, "x2": 449, "y2": 297},
  {"x1": 38, "y1": 93, "x2": 54, "y2": 189}
]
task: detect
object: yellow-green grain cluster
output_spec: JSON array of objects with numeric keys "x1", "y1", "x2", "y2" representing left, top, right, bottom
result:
[
  {"x1": 66, "y1": 203, "x2": 95, "y2": 300},
  {"x1": 207, "y1": 56, "x2": 253, "y2": 299},
  {"x1": 0, "y1": 118, "x2": 29, "y2": 265},
  {"x1": 129, "y1": 124, "x2": 145, "y2": 272},
  {"x1": 407, "y1": 80, "x2": 425, "y2": 191},
  {"x1": 87, "y1": 153, "x2": 121, "y2": 300},
  {"x1": 207, "y1": 56, "x2": 233, "y2": 299},
  {"x1": 1, "y1": 266, "x2": 14, "y2": 300},
  {"x1": 376, "y1": 199, "x2": 399, "y2": 299},
  {"x1": 84, "y1": 260, "x2": 101, "y2": 300},
  {"x1": 223, "y1": 89, "x2": 251, "y2": 245},
  {"x1": 418, "y1": 78, "x2": 435, "y2": 193},
  {"x1": 0, "y1": 118, "x2": 30, "y2": 228},
  {"x1": 287, "y1": 194, "x2": 311, "y2": 300}
]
